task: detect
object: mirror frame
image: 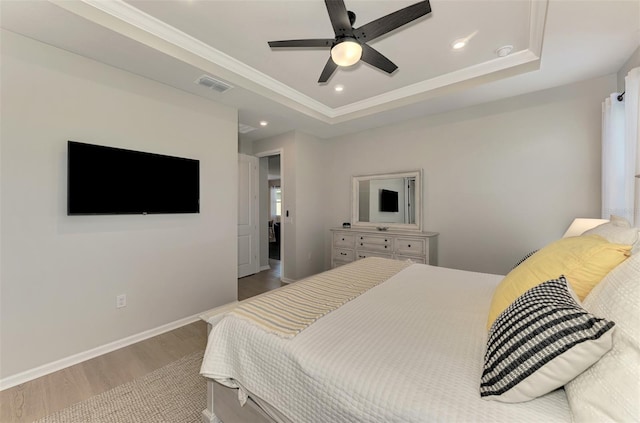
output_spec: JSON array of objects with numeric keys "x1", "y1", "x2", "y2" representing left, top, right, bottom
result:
[{"x1": 351, "y1": 170, "x2": 423, "y2": 232}]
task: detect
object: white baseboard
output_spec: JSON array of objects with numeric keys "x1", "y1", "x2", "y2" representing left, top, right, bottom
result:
[
  {"x1": 281, "y1": 277, "x2": 296, "y2": 284},
  {"x1": 201, "y1": 408, "x2": 221, "y2": 423},
  {"x1": 259, "y1": 265, "x2": 271, "y2": 271},
  {"x1": 0, "y1": 312, "x2": 204, "y2": 391}
]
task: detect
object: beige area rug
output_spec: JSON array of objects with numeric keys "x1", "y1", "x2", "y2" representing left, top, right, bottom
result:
[{"x1": 35, "y1": 351, "x2": 206, "y2": 423}]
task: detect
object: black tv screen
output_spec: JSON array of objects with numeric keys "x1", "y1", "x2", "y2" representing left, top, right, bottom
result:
[
  {"x1": 67, "y1": 141, "x2": 199, "y2": 215},
  {"x1": 379, "y1": 189, "x2": 399, "y2": 212}
]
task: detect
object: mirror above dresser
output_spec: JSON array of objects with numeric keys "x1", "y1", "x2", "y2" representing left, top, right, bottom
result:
[{"x1": 352, "y1": 170, "x2": 422, "y2": 232}]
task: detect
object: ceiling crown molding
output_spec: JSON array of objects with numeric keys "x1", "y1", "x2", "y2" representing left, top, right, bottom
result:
[
  {"x1": 73, "y1": 0, "x2": 334, "y2": 116},
  {"x1": 332, "y1": 0, "x2": 548, "y2": 120},
  {"x1": 56, "y1": 0, "x2": 548, "y2": 123}
]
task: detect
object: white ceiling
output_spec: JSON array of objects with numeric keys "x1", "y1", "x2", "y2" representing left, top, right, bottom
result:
[{"x1": 1, "y1": 0, "x2": 639, "y2": 143}]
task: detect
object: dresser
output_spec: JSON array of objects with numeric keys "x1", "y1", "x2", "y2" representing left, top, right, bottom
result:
[{"x1": 330, "y1": 228, "x2": 438, "y2": 268}]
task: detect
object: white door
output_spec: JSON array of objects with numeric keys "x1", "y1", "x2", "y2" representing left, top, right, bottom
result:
[{"x1": 238, "y1": 154, "x2": 259, "y2": 278}]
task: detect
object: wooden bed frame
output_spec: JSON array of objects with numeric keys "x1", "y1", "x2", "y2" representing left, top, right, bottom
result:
[{"x1": 203, "y1": 379, "x2": 274, "y2": 423}]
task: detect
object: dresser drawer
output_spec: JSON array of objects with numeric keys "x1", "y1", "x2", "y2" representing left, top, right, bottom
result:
[
  {"x1": 333, "y1": 248, "x2": 354, "y2": 261},
  {"x1": 333, "y1": 232, "x2": 355, "y2": 248},
  {"x1": 357, "y1": 234, "x2": 391, "y2": 244},
  {"x1": 357, "y1": 234, "x2": 392, "y2": 253},
  {"x1": 395, "y1": 237, "x2": 427, "y2": 256},
  {"x1": 355, "y1": 251, "x2": 393, "y2": 260},
  {"x1": 331, "y1": 227, "x2": 438, "y2": 268}
]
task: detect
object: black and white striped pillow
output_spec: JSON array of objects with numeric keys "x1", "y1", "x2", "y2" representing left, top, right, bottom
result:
[{"x1": 480, "y1": 276, "x2": 615, "y2": 403}]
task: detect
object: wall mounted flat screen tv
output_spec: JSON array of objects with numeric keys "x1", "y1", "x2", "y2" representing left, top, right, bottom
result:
[
  {"x1": 67, "y1": 141, "x2": 199, "y2": 215},
  {"x1": 379, "y1": 189, "x2": 399, "y2": 212}
]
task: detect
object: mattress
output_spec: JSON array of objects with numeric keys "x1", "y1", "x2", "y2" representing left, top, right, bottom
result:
[{"x1": 201, "y1": 262, "x2": 571, "y2": 422}]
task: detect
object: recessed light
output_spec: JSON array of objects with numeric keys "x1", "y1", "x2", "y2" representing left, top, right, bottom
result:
[
  {"x1": 259, "y1": 121, "x2": 268, "y2": 127},
  {"x1": 334, "y1": 85, "x2": 344, "y2": 92},
  {"x1": 452, "y1": 40, "x2": 466, "y2": 50},
  {"x1": 496, "y1": 45, "x2": 513, "y2": 57},
  {"x1": 450, "y1": 30, "x2": 478, "y2": 51}
]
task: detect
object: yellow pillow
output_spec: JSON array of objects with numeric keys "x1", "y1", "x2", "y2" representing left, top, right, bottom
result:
[{"x1": 486, "y1": 235, "x2": 630, "y2": 329}]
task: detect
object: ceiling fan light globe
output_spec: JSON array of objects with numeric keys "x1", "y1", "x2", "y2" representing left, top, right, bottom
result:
[{"x1": 331, "y1": 40, "x2": 362, "y2": 67}]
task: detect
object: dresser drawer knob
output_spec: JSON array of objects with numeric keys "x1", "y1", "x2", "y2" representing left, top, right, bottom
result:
[
  {"x1": 340, "y1": 252, "x2": 347, "y2": 256},
  {"x1": 360, "y1": 243, "x2": 363, "y2": 246},
  {"x1": 384, "y1": 245, "x2": 387, "y2": 249},
  {"x1": 408, "y1": 244, "x2": 411, "y2": 248},
  {"x1": 342, "y1": 238, "x2": 345, "y2": 241}
]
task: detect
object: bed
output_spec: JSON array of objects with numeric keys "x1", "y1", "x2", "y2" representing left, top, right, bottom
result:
[{"x1": 200, "y1": 224, "x2": 639, "y2": 423}]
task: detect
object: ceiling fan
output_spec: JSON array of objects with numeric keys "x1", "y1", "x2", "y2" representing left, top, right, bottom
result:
[{"x1": 268, "y1": 0, "x2": 432, "y2": 83}]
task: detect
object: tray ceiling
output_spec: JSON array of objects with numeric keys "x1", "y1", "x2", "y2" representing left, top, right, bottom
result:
[{"x1": 1, "y1": 0, "x2": 638, "y2": 141}]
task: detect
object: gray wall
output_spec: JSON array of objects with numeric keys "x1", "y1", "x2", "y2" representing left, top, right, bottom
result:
[
  {"x1": 323, "y1": 75, "x2": 616, "y2": 275},
  {"x1": 252, "y1": 132, "x2": 297, "y2": 281},
  {"x1": 251, "y1": 131, "x2": 328, "y2": 282},
  {"x1": 0, "y1": 31, "x2": 238, "y2": 380},
  {"x1": 618, "y1": 46, "x2": 640, "y2": 91},
  {"x1": 294, "y1": 132, "x2": 329, "y2": 279}
]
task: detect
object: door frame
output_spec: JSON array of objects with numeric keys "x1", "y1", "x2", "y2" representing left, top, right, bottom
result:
[{"x1": 255, "y1": 149, "x2": 285, "y2": 282}]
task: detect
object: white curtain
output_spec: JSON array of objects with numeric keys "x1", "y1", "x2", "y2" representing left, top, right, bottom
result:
[{"x1": 602, "y1": 67, "x2": 640, "y2": 226}]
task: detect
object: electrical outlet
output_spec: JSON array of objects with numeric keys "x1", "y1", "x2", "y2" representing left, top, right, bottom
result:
[{"x1": 116, "y1": 294, "x2": 127, "y2": 309}]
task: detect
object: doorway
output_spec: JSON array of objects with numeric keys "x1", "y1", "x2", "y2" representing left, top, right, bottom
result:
[
  {"x1": 257, "y1": 151, "x2": 283, "y2": 281},
  {"x1": 268, "y1": 157, "x2": 281, "y2": 262}
]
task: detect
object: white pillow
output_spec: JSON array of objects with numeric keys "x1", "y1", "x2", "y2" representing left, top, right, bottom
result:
[
  {"x1": 583, "y1": 215, "x2": 640, "y2": 253},
  {"x1": 565, "y1": 253, "x2": 640, "y2": 422}
]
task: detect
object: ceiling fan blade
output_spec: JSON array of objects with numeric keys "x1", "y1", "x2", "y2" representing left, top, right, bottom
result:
[
  {"x1": 360, "y1": 44, "x2": 397, "y2": 74},
  {"x1": 268, "y1": 39, "x2": 334, "y2": 48},
  {"x1": 354, "y1": 1, "x2": 431, "y2": 42},
  {"x1": 318, "y1": 57, "x2": 338, "y2": 83},
  {"x1": 325, "y1": 0, "x2": 352, "y2": 36}
]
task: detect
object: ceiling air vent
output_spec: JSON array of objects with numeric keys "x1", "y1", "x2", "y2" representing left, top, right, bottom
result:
[
  {"x1": 238, "y1": 124, "x2": 257, "y2": 134},
  {"x1": 194, "y1": 75, "x2": 233, "y2": 93}
]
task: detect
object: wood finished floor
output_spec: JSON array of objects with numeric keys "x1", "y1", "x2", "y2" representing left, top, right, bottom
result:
[
  {"x1": 238, "y1": 259, "x2": 283, "y2": 301},
  {"x1": 0, "y1": 260, "x2": 283, "y2": 422}
]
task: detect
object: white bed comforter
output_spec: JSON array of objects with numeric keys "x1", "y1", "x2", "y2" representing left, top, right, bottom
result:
[{"x1": 201, "y1": 263, "x2": 571, "y2": 422}]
